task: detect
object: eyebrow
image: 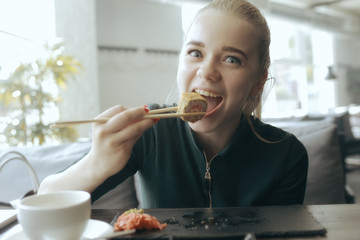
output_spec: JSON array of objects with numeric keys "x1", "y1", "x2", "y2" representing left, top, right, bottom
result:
[
  {"x1": 186, "y1": 41, "x2": 248, "y2": 60},
  {"x1": 185, "y1": 40, "x2": 204, "y2": 48},
  {"x1": 222, "y1": 46, "x2": 248, "y2": 60}
]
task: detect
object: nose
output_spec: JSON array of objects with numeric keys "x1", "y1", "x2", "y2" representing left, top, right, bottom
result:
[{"x1": 196, "y1": 58, "x2": 220, "y2": 81}]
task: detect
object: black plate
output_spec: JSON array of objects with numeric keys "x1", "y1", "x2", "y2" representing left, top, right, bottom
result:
[{"x1": 111, "y1": 205, "x2": 326, "y2": 239}]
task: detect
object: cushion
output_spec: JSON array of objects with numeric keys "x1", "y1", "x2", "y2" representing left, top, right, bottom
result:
[
  {"x1": 284, "y1": 121, "x2": 346, "y2": 204},
  {"x1": 0, "y1": 141, "x2": 138, "y2": 209},
  {"x1": 0, "y1": 142, "x2": 91, "y2": 203}
]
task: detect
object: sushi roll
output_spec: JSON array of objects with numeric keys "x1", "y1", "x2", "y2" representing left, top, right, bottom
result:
[{"x1": 178, "y1": 92, "x2": 207, "y2": 123}]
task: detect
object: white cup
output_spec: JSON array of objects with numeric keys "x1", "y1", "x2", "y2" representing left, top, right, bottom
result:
[{"x1": 17, "y1": 191, "x2": 91, "y2": 240}]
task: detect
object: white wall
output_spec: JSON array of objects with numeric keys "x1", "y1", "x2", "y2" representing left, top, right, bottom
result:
[
  {"x1": 55, "y1": 0, "x2": 100, "y2": 138},
  {"x1": 96, "y1": 0, "x2": 183, "y2": 110}
]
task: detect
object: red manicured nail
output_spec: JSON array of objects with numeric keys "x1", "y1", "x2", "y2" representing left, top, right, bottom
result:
[
  {"x1": 152, "y1": 118, "x2": 160, "y2": 123},
  {"x1": 143, "y1": 105, "x2": 150, "y2": 113}
]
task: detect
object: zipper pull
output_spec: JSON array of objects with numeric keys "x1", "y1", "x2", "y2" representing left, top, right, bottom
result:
[
  {"x1": 203, "y1": 151, "x2": 215, "y2": 208},
  {"x1": 204, "y1": 170, "x2": 211, "y2": 194}
]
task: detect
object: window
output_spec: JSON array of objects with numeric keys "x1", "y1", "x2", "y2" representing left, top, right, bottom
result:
[
  {"x1": 262, "y1": 17, "x2": 335, "y2": 118},
  {"x1": 0, "y1": 0, "x2": 55, "y2": 78},
  {"x1": 0, "y1": 0, "x2": 56, "y2": 146}
]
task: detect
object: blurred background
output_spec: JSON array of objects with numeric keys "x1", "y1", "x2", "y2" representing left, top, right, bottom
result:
[{"x1": 0, "y1": 0, "x2": 360, "y2": 146}]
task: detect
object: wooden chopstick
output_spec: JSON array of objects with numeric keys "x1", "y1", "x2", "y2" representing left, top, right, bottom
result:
[
  {"x1": 50, "y1": 118, "x2": 110, "y2": 128},
  {"x1": 148, "y1": 106, "x2": 177, "y2": 114},
  {"x1": 51, "y1": 111, "x2": 205, "y2": 128},
  {"x1": 143, "y1": 112, "x2": 205, "y2": 119}
]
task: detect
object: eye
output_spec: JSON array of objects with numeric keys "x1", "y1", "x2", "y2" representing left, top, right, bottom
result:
[
  {"x1": 188, "y1": 50, "x2": 202, "y2": 58},
  {"x1": 225, "y1": 56, "x2": 242, "y2": 65}
]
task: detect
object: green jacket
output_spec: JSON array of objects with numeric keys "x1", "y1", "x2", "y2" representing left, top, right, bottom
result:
[{"x1": 92, "y1": 116, "x2": 308, "y2": 208}]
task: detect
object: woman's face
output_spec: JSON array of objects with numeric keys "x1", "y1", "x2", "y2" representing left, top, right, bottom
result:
[{"x1": 177, "y1": 10, "x2": 265, "y2": 134}]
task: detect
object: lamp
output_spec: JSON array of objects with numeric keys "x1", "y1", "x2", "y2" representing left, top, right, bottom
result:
[{"x1": 325, "y1": 66, "x2": 337, "y2": 80}]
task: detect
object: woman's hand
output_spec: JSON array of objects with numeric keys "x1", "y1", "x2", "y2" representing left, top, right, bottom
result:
[
  {"x1": 87, "y1": 105, "x2": 155, "y2": 179},
  {"x1": 38, "y1": 105, "x2": 155, "y2": 193}
]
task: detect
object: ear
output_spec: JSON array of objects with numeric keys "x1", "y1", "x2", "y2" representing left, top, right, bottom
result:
[{"x1": 251, "y1": 72, "x2": 268, "y2": 97}]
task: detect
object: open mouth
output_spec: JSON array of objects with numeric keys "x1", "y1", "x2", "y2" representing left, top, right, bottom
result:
[{"x1": 194, "y1": 89, "x2": 223, "y2": 113}]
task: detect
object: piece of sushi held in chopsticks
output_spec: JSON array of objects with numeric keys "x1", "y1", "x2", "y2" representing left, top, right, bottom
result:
[
  {"x1": 177, "y1": 92, "x2": 207, "y2": 123},
  {"x1": 143, "y1": 92, "x2": 207, "y2": 122}
]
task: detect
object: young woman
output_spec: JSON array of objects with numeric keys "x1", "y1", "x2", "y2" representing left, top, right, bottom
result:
[{"x1": 39, "y1": 0, "x2": 308, "y2": 208}]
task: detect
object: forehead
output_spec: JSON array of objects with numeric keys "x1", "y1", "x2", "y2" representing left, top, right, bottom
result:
[{"x1": 185, "y1": 10, "x2": 259, "y2": 53}]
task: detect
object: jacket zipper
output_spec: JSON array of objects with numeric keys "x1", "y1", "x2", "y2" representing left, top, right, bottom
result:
[{"x1": 203, "y1": 151, "x2": 216, "y2": 208}]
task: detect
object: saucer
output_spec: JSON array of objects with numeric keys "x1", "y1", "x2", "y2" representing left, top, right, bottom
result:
[{"x1": 2, "y1": 219, "x2": 113, "y2": 240}]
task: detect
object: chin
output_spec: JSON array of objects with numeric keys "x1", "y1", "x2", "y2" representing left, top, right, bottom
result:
[{"x1": 188, "y1": 120, "x2": 215, "y2": 134}]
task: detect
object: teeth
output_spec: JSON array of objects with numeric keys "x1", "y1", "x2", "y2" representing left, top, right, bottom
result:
[{"x1": 195, "y1": 89, "x2": 221, "y2": 98}]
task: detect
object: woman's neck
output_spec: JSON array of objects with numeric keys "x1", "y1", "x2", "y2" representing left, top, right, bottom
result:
[{"x1": 195, "y1": 117, "x2": 242, "y2": 160}]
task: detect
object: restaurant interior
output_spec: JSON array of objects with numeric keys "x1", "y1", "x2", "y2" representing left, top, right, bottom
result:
[{"x1": 1, "y1": 0, "x2": 360, "y2": 239}]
